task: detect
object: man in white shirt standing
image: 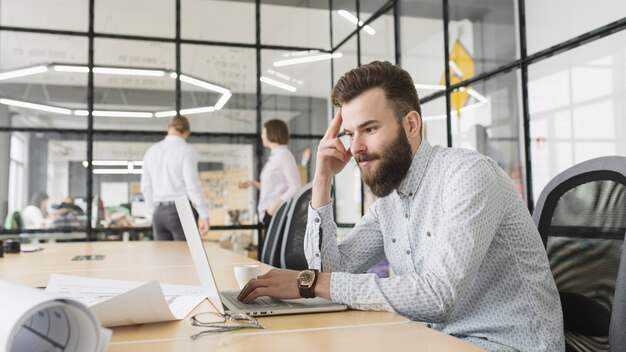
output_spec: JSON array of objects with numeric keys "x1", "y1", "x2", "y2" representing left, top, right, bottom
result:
[{"x1": 141, "y1": 115, "x2": 209, "y2": 240}]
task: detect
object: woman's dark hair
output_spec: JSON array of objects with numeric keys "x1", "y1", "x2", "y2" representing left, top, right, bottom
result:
[
  {"x1": 264, "y1": 119, "x2": 290, "y2": 145},
  {"x1": 30, "y1": 192, "x2": 49, "y2": 208}
]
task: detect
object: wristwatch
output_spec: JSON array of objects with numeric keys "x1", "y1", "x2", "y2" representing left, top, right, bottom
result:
[{"x1": 296, "y1": 269, "x2": 319, "y2": 298}]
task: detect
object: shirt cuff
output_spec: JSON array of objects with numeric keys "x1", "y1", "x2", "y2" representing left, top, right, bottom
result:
[{"x1": 304, "y1": 201, "x2": 333, "y2": 269}]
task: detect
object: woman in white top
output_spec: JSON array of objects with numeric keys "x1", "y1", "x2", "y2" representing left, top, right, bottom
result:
[
  {"x1": 239, "y1": 119, "x2": 301, "y2": 231},
  {"x1": 22, "y1": 192, "x2": 50, "y2": 229}
]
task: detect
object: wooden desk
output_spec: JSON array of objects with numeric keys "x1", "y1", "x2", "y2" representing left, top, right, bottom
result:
[{"x1": 0, "y1": 242, "x2": 482, "y2": 351}]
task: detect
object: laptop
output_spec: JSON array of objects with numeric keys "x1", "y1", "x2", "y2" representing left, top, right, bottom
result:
[{"x1": 174, "y1": 197, "x2": 347, "y2": 317}]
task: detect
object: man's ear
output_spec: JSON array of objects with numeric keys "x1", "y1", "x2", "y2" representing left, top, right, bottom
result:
[{"x1": 404, "y1": 111, "x2": 421, "y2": 138}]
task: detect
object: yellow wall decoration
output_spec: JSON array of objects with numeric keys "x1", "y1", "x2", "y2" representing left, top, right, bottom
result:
[{"x1": 440, "y1": 40, "x2": 474, "y2": 114}]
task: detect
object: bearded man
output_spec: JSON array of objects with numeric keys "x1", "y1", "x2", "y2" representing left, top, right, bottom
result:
[{"x1": 238, "y1": 61, "x2": 564, "y2": 351}]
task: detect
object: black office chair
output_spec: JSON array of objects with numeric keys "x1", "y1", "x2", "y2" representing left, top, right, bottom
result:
[
  {"x1": 260, "y1": 200, "x2": 290, "y2": 267},
  {"x1": 533, "y1": 156, "x2": 626, "y2": 352},
  {"x1": 280, "y1": 182, "x2": 313, "y2": 270}
]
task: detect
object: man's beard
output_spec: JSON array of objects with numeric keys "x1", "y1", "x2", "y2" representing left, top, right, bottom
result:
[{"x1": 355, "y1": 126, "x2": 413, "y2": 198}]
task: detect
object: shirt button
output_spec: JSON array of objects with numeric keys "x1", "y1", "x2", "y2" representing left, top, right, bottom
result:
[
  {"x1": 315, "y1": 253, "x2": 320, "y2": 257},
  {"x1": 426, "y1": 231, "x2": 431, "y2": 237},
  {"x1": 391, "y1": 238, "x2": 396, "y2": 243},
  {"x1": 404, "y1": 213, "x2": 408, "y2": 219},
  {"x1": 409, "y1": 193, "x2": 413, "y2": 197},
  {"x1": 314, "y1": 218, "x2": 320, "y2": 223},
  {"x1": 406, "y1": 249, "x2": 411, "y2": 255},
  {"x1": 426, "y1": 323, "x2": 432, "y2": 328}
]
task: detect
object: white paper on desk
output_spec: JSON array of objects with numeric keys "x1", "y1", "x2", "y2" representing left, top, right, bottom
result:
[
  {"x1": 45, "y1": 274, "x2": 206, "y2": 327},
  {"x1": 0, "y1": 279, "x2": 111, "y2": 352}
]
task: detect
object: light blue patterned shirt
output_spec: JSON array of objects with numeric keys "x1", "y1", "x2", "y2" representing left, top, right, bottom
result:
[{"x1": 304, "y1": 140, "x2": 564, "y2": 351}]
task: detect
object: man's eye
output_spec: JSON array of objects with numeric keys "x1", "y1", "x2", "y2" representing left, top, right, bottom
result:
[{"x1": 365, "y1": 127, "x2": 377, "y2": 133}]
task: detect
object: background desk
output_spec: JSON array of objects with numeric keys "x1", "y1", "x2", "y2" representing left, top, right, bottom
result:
[{"x1": 0, "y1": 242, "x2": 482, "y2": 351}]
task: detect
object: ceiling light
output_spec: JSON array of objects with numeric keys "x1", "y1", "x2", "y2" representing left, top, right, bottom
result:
[
  {"x1": 0, "y1": 98, "x2": 72, "y2": 115},
  {"x1": 155, "y1": 110, "x2": 177, "y2": 118},
  {"x1": 92, "y1": 67, "x2": 165, "y2": 77},
  {"x1": 93, "y1": 169, "x2": 143, "y2": 175},
  {"x1": 448, "y1": 61, "x2": 464, "y2": 77},
  {"x1": 467, "y1": 88, "x2": 488, "y2": 103},
  {"x1": 180, "y1": 106, "x2": 216, "y2": 115},
  {"x1": 179, "y1": 74, "x2": 230, "y2": 95},
  {"x1": 93, "y1": 160, "x2": 129, "y2": 166},
  {"x1": 273, "y1": 53, "x2": 342, "y2": 67},
  {"x1": 92, "y1": 110, "x2": 154, "y2": 118},
  {"x1": 214, "y1": 92, "x2": 232, "y2": 110},
  {"x1": 83, "y1": 160, "x2": 143, "y2": 168},
  {"x1": 260, "y1": 76, "x2": 297, "y2": 93},
  {"x1": 337, "y1": 10, "x2": 376, "y2": 35},
  {"x1": 414, "y1": 84, "x2": 446, "y2": 91},
  {"x1": 53, "y1": 65, "x2": 90, "y2": 73},
  {"x1": 0, "y1": 65, "x2": 48, "y2": 81},
  {"x1": 0, "y1": 63, "x2": 232, "y2": 116}
]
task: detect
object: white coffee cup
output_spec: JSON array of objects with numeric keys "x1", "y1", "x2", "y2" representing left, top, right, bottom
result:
[{"x1": 234, "y1": 264, "x2": 260, "y2": 289}]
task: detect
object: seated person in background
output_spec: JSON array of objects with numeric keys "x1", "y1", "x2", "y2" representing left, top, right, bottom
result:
[
  {"x1": 52, "y1": 196, "x2": 85, "y2": 215},
  {"x1": 22, "y1": 192, "x2": 51, "y2": 229},
  {"x1": 238, "y1": 61, "x2": 565, "y2": 351}
]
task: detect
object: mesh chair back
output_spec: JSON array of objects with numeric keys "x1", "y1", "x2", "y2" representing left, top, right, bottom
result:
[
  {"x1": 533, "y1": 156, "x2": 626, "y2": 352},
  {"x1": 260, "y1": 201, "x2": 289, "y2": 267},
  {"x1": 280, "y1": 183, "x2": 313, "y2": 270}
]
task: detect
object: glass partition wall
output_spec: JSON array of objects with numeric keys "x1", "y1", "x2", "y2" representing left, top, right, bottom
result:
[{"x1": 1, "y1": 0, "x2": 624, "y2": 241}]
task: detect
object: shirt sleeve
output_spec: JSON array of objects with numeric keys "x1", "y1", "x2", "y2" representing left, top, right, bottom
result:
[
  {"x1": 279, "y1": 153, "x2": 301, "y2": 202},
  {"x1": 182, "y1": 148, "x2": 209, "y2": 218},
  {"x1": 140, "y1": 151, "x2": 154, "y2": 212},
  {"x1": 304, "y1": 201, "x2": 386, "y2": 274},
  {"x1": 319, "y1": 158, "x2": 507, "y2": 322}
]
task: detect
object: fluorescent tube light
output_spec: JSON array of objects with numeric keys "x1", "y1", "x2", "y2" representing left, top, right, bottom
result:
[
  {"x1": 214, "y1": 92, "x2": 232, "y2": 110},
  {"x1": 179, "y1": 75, "x2": 230, "y2": 95},
  {"x1": 337, "y1": 10, "x2": 376, "y2": 35},
  {"x1": 180, "y1": 106, "x2": 215, "y2": 115},
  {"x1": 53, "y1": 65, "x2": 89, "y2": 73},
  {"x1": 92, "y1": 110, "x2": 154, "y2": 118},
  {"x1": 83, "y1": 160, "x2": 143, "y2": 168},
  {"x1": 260, "y1": 76, "x2": 297, "y2": 93},
  {"x1": 93, "y1": 67, "x2": 165, "y2": 77},
  {"x1": 93, "y1": 169, "x2": 143, "y2": 175},
  {"x1": 0, "y1": 98, "x2": 72, "y2": 115},
  {"x1": 93, "y1": 160, "x2": 129, "y2": 166},
  {"x1": 448, "y1": 61, "x2": 464, "y2": 77},
  {"x1": 0, "y1": 65, "x2": 48, "y2": 81},
  {"x1": 273, "y1": 53, "x2": 342, "y2": 67},
  {"x1": 467, "y1": 88, "x2": 488, "y2": 103},
  {"x1": 414, "y1": 84, "x2": 446, "y2": 91},
  {"x1": 155, "y1": 110, "x2": 177, "y2": 118}
]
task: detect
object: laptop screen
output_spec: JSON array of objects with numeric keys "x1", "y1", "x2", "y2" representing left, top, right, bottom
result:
[{"x1": 175, "y1": 197, "x2": 226, "y2": 315}]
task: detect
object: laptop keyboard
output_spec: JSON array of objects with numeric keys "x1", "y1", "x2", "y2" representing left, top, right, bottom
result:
[{"x1": 221, "y1": 292, "x2": 290, "y2": 310}]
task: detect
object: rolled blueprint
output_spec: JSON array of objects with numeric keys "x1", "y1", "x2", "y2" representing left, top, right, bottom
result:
[{"x1": 0, "y1": 279, "x2": 110, "y2": 352}]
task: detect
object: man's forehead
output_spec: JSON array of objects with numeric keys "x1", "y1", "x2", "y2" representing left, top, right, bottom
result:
[{"x1": 341, "y1": 90, "x2": 394, "y2": 130}]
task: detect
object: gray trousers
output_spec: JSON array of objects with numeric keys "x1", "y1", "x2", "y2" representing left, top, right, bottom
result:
[{"x1": 152, "y1": 203, "x2": 198, "y2": 241}]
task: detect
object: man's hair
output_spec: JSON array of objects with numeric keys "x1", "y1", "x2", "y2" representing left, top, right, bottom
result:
[
  {"x1": 264, "y1": 119, "x2": 290, "y2": 145},
  {"x1": 169, "y1": 115, "x2": 190, "y2": 133},
  {"x1": 331, "y1": 61, "x2": 421, "y2": 120}
]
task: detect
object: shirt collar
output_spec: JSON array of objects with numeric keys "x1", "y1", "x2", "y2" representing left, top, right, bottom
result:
[
  {"x1": 165, "y1": 135, "x2": 186, "y2": 143},
  {"x1": 270, "y1": 145, "x2": 288, "y2": 155},
  {"x1": 396, "y1": 140, "x2": 434, "y2": 197}
]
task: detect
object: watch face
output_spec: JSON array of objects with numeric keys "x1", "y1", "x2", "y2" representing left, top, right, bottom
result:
[{"x1": 298, "y1": 270, "x2": 314, "y2": 285}]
